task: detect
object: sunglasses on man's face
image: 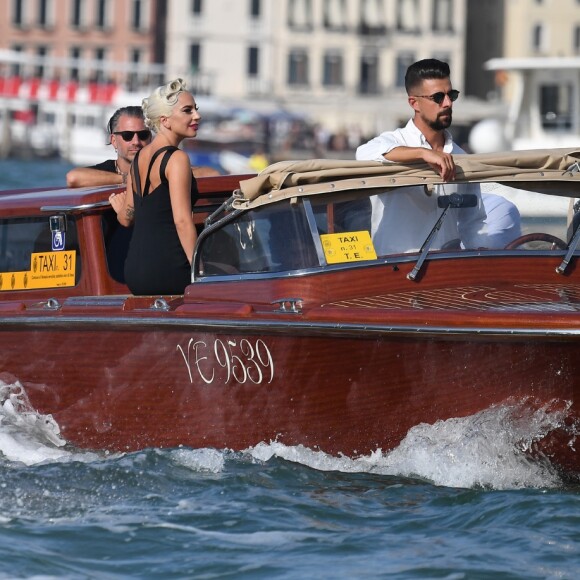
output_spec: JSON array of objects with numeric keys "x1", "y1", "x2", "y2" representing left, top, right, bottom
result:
[
  {"x1": 113, "y1": 130, "x2": 152, "y2": 142},
  {"x1": 413, "y1": 90, "x2": 460, "y2": 105}
]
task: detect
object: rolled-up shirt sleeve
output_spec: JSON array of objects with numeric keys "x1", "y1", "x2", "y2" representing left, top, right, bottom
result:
[{"x1": 356, "y1": 130, "x2": 406, "y2": 161}]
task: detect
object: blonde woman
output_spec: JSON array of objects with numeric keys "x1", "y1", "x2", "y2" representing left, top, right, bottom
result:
[{"x1": 110, "y1": 78, "x2": 201, "y2": 295}]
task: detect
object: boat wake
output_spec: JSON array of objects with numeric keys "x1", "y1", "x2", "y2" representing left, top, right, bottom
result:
[
  {"x1": 250, "y1": 402, "x2": 569, "y2": 489},
  {"x1": 0, "y1": 379, "x2": 571, "y2": 489},
  {"x1": 0, "y1": 379, "x2": 69, "y2": 465}
]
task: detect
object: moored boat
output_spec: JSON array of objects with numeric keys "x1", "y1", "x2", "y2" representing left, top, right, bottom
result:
[{"x1": 1, "y1": 149, "x2": 580, "y2": 480}]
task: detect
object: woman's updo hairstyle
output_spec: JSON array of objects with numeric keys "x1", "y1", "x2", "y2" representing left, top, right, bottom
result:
[{"x1": 142, "y1": 78, "x2": 187, "y2": 132}]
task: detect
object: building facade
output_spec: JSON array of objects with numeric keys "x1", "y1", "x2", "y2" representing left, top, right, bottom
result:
[
  {"x1": 165, "y1": 0, "x2": 467, "y2": 134},
  {"x1": 3, "y1": 0, "x2": 580, "y2": 156},
  {"x1": 0, "y1": 0, "x2": 166, "y2": 90},
  {"x1": 504, "y1": 0, "x2": 580, "y2": 59}
]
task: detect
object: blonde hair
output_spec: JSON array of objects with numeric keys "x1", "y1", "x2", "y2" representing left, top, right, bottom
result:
[{"x1": 142, "y1": 78, "x2": 187, "y2": 132}]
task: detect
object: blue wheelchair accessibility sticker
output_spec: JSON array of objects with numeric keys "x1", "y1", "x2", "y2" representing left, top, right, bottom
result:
[{"x1": 52, "y1": 230, "x2": 66, "y2": 251}]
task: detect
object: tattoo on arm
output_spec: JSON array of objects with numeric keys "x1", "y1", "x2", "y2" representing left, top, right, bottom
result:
[{"x1": 126, "y1": 205, "x2": 135, "y2": 221}]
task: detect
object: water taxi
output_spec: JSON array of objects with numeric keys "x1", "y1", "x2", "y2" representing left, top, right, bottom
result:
[{"x1": 1, "y1": 149, "x2": 579, "y2": 480}]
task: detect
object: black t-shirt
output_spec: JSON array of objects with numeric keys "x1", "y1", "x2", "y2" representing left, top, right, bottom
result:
[
  {"x1": 95, "y1": 158, "x2": 127, "y2": 283},
  {"x1": 90, "y1": 159, "x2": 117, "y2": 173}
]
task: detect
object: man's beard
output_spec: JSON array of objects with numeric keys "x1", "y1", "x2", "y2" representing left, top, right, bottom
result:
[{"x1": 430, "y1": 111, "x2": 452, "y2": 131}]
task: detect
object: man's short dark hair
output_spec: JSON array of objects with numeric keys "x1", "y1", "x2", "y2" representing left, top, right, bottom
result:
[
  {"x1": 404, "y1": 59, "x2": 450, "y2": 94},
  {"x1": 107, "y1": 106, "x2": 145, "y2": 135}
]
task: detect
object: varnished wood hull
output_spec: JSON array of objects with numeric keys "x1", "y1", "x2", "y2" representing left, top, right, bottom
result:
[{"x1": 1, "y1": 255, "x2": 579, "y2": 477}]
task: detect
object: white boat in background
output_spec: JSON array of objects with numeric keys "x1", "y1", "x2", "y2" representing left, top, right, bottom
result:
[
  {"x1": 0, "y1": 49, "x2": 165, "y2": 164},
  {"x1": 469, "y1": 57, "x2": 580, "y2": 219},
  {"x1": 469, "y1": 57, "x2": 580, "y2": 154}
]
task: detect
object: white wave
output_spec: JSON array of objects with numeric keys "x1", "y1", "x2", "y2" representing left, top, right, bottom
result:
[
  {"x1": 154, "y1": 521, "x2": 322, "y2": 546},
  {"x1": 0, "y1": 375, "x2": 571, "y2": 489},
  {"x1": 0, "y1": 379, "x2": 69, "y2": 465},
  {"x1": 248, "y1": 402, "x2": 569, "y2": 490},
  {"x1": 170, "y1": 447, "x2": 225, "y2": 473}
]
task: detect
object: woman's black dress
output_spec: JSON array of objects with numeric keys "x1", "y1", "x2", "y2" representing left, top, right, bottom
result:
[{"x1": 124, "y1": 146, "x2": 198, "y2": 295}]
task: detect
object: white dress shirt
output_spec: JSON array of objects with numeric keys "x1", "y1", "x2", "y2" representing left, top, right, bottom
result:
[{"x1": 356, "y1": 119, "x2": 488, "y2": 254}]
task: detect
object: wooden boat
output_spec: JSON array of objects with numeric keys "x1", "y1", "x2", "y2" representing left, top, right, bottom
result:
[{"x1": 1, "y1": 149, "x2": 580, "y2": 480}]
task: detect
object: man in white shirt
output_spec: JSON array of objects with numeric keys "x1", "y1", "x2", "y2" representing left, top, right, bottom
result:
[{"x1": 356, "y1": 59, "x2": 520, "y2": 254}]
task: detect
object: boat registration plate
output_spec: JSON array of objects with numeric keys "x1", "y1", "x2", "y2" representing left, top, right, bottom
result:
[
  {"x1": 321, "y1": 231, "x2": 377, "y2": 264},
  {"x1": 0, "y1": 250, "x2": 76, "y2": 291}
]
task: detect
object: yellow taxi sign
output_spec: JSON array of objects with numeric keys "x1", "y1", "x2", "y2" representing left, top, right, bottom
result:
[
  {"x1": 321, "y1": 231, "x2": 377, "y2": 264},
  {"x1": 0, "y1": 251, "x2": 76, "y2": 291}
]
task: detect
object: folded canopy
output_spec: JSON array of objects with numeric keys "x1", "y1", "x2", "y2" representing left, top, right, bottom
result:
[{"x1": 235, "y1": 148, "x2": 580, "y2": 209}]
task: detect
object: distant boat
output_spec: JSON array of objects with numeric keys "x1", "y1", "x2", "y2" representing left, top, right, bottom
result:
[
  {"x1": 0, "y1": 48, "x2": 167, "y2": 164},
  {"x1": 469, "y1": 57, "x2": 580, "y2": 154},
  {"x1": 1, "y1": 49, "x2": 320, "y2": 172}
]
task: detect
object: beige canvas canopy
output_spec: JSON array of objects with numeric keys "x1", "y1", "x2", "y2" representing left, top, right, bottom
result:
[{"x1": 234, "y1": 148, "x2": 580, "y2": 210}]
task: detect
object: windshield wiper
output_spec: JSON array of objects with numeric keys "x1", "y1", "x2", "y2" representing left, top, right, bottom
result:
[
  {"x1": 556, "y1": 210, "x2": 580, "y2": 275},
  {"x1": 407, "y1": 192, "x2": 478, "y2": 281}
]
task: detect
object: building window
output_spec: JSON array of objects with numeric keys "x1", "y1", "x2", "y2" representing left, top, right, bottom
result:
[
  {"x1": 71, "y1": 0, "x2": 86, "y2": 27},
  {"x1": 360, "y1": 0, "x2": 386, "y2": 35},
  {"x1": 35, "y1": 46, "x2": 48, "y2": 77},
  {"x1": 248, "y1": 46, "x2": 259, "y2": 76},
  {"x1": 192, "y1": 0, "x2": 202, "y2": 14},
  {"x1": 38, "y1": 0, "x2": 53, "y2": 27},
  {"x1": 96, "y1": 0, "x2": 110, "y2": 29},
  {"x1": 395, "y1": 52, "x2": 415, "y2": 87},
  {"x1": 127, "y1": 48, "x2": 142, "y2": 91},
  {"x1": 323, "y1": 51, "x2": 344, "y2": 86},
  {"x1": 13, "y1": 0, "x2": 26, "y2": 26},
  {"x1": 190, "y1": 43, "x2": 201, "y2": 72},
  {"x1": 361, "y1": 0, "x2": 385, "y2": 28},
  {"x1": 69, "y1": 46, "x2": 81, "y2": 80},
  {"x1": 250, "y1": 0, "x2": 261, "y2": 18},
  {"x1": 324, "y1": 0, "x2": 346, "y2": 29},
  {"x1": 532, "y1": 23, "x2": 545, "y2": 51},
  {"x1": 432, "y1": 0, "x2": 452, "y2": 32},
  {"x1": 94, "y1": 48, "x2": 106, "y2": 82},
  {"x1": 359, "y1": 52, "x2": 379, "y2": 94},
  {"x1": 288, "y1": 49, "x2": 309, "y2": 85},
  {"x1": 131, "y1": 0, "x2": 149, "y2": 31},
  {"x1": 10, "y1": 45, "x2": 24, "y2": 75},
  {"x1": 288, "y1": 0, "x2": 312, "y2": 30},
  {"x1": 397, "y1": 0, "x2": 419, "y2": 32}
]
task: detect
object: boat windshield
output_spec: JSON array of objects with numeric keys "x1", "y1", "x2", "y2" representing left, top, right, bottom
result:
[{"x1": 195, "y1": 181, "x2": 578, "y2": 278}]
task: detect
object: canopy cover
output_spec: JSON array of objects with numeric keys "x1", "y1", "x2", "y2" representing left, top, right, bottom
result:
[{"x1": 235, "y1": 148, "x2": 580, "y2": 210}]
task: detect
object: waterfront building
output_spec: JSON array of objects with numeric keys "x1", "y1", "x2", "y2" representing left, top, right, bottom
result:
[
  {"x1": 165, "y1": 0, "x2": 469, "y2": 137},
  {"x1": 0, "y1": 0, "x2": 167, "y2": 160},
  {"x1": 0, "y1": 0, "x2": 167, "y2": 89}
]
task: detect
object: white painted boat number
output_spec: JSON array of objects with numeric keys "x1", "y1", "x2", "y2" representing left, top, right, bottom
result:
[{"x1": 177, "y1": 338, "x2": 275, "y2": 385}]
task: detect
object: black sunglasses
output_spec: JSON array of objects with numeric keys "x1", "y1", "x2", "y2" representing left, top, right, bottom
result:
[
  {"x1": 112, "y1": 130, "x2": 152, "y2": 142},
  {"x1": 413, "y1": 90, "x2": 460, "y2": 105}
]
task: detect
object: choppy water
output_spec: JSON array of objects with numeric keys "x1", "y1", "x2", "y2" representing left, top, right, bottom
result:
[
  {"x1": 0, "y1": 157, "x2": 74, "y2": 189},
  {"x1": 1, "y1": 160, "x2": 580, "y2": 579}
]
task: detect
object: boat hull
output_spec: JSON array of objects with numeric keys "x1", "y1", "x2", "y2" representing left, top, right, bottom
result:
[{"x1": 1, "y1": 317, "x2": 578, "y2": 474}]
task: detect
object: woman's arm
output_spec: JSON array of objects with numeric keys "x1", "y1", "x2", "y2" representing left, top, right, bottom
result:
[{"x1": 166, "y1": 150, "x2": 197, "y2": 264}]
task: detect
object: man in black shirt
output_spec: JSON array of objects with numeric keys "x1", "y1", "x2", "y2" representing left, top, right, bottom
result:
[{"x1": 66, "y1": 106, "x2": 151, "y2": 187}]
